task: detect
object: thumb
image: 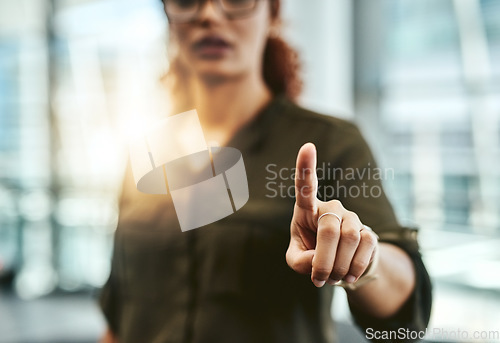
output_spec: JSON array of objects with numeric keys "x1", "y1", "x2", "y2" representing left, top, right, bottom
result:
[{"x1": 286, "y1": 240, "x2": 315, "y2": 275}]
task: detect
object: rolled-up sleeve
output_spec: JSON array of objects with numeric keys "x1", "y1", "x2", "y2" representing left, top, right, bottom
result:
[
  {"x1": 350, "y1": 228, "x2": 432, "y2": 342},
  {"x1": 323, "y1": 121, "x2": 432, "y2": 341}
]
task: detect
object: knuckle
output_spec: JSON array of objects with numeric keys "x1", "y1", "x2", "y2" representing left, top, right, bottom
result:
[
  {"x1": 351, "y1": 259, "x2": 368, "y2": 274},
  {"x1": 314, "y1": 267, "x2": 332, "y2": 279},
  {"x1": 341, "y1": 228, "x2": 360, "y2": 243},
  {"x1": 327, "y1": 199, "x2": 344, "y2": 210},
  {"x1": 362, "y1": 231, "x2": 378, "y2": 246},
  {"x1": 346, "y1": 210, "x2": 360, "y2": 222},
  {"x1": 332, "y1": 265, "x2": 350, "y2": 278},
  {"x1": 328, "y1": 199, "x2": 343, "y2": 209}
]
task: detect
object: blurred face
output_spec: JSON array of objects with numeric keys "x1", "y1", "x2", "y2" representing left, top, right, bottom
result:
[{"x1": 166, "y1": 0, "x2": 274, "y2": 82}]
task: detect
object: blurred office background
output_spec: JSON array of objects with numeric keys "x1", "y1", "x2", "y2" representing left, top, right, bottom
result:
[{"x1": 0, "y1": 0, "x2": 499, "y2": 342}]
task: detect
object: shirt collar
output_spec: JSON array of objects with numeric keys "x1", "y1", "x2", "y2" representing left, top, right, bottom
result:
[{"x1": 227, "y1": 94, "x2": 289, "y2": 153}]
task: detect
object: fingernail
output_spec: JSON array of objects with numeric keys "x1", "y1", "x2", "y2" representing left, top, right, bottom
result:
[
  {"x1": 312, "y1": 278, "x2": 326, "y2": 288},
  {"x1": 344, "y1": 275, "x2": 356, "y2": 283},
  {"x1": 327, "y1": 279, "x2": 340, "y2": 286}
]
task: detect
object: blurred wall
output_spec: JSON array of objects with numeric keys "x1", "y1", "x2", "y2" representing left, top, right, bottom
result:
[{"x1": 0, "y1": 0, "x2": 499, "y2": 342}]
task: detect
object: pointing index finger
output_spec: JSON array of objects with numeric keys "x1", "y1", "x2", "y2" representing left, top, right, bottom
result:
[{"x1": 295, "y1": 143, "x2": 318, "y2": 211}]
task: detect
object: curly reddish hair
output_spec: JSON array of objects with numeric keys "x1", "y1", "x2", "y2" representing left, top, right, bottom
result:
[
  {"x1": 162, "y1": 0, "x2": 302, "y2": 110},
  {"x1": 262, "y1": 34, "x2": 302, "y2": 101}
]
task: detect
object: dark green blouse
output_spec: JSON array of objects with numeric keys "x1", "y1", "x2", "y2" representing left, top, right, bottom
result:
[{"x1": 100, "y1": 95, "x2": 432, "y2": 343}]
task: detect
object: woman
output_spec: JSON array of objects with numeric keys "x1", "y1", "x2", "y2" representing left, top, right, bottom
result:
[{"x1": 100, "y1": 0, "x2": 432, "y2": 342}]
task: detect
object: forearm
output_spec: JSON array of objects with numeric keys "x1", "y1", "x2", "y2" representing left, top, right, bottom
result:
[{"x1": 345, "y1": 242, "x2": 416, "y2": 319}]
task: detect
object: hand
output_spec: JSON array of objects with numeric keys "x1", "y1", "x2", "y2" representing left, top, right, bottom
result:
[
  {"x1": 100, "y1": 328, "x2": 118, "y2": 343},
  {"x1": 285, "y1": 143, "x2": 379, "y2": 288}
]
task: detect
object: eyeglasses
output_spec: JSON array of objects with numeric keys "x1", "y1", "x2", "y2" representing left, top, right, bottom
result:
[{"x1": 164, "y1": 0, "x2": 262, "y2": 23}]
